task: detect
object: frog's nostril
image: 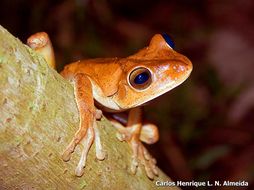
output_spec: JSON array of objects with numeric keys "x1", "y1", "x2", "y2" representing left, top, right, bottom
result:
[{"x1": 181, "y1": 56, "x2": 193, "y2": 72}]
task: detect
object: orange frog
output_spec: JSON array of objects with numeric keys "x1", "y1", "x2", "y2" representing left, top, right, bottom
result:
[{"x1": 27, "y1": 33, "x2": 192, "y2": 179}]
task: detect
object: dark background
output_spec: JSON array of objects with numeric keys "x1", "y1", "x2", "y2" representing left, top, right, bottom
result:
[{"x1": 1, "y1": 0, "x2": 253, "y2": 189}]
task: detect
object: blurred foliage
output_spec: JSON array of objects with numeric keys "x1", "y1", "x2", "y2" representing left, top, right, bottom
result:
[{"x1": 1, "y1": 0, "x2": 253, "y2": 189}]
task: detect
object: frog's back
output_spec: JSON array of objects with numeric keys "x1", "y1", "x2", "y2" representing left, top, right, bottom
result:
[{"x1": 60, "y1": 58, "x2": 120, "y2": 80}]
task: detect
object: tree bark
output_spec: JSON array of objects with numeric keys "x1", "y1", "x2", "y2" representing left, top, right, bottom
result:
[{"x1": 0, "y1": 25, "x2": 179, "y2": 190}]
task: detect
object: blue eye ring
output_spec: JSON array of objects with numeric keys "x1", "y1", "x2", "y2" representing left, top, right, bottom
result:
[
  {"x1": 129, "y1": 67, "x2": 152, "y2": 90},
  {"x1": 162, "y1": 33, "x2": 175, "y2": 49}
]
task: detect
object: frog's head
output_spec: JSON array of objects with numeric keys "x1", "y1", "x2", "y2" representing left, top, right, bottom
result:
[{"x1": 113, "y1": 33, "x2": 192, "y2": 109}]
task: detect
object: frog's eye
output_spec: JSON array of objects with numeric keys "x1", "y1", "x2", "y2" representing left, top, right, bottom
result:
[
  {"x1": 162, "y1": 33, "x2": 175, "y2": 49},
  {"x1": 129, "y1": 67, "x2": 152, "y2": 90}
]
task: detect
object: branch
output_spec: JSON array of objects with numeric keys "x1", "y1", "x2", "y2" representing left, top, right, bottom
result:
[{"x1": 0, "y1": 25, "x2": 179, "y2": 189}]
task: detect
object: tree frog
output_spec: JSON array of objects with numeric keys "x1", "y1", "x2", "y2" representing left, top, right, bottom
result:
[{"x1": 27, "y1": 32, "x2": 192, "y2": 179}]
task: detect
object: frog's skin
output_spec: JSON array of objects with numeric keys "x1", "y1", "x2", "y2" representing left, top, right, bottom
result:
[{"x1": 27, "y1": 32, "x2": 192, "y2": 179}]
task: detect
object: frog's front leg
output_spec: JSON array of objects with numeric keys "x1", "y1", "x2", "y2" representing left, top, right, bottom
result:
[
  {"x1": 110, "y1": 107, "x2": 159, "y2": 179},
  {"x1": 61, "y1": 73, "x2": 105, "y2": 176},
  {"x1": 27, "y1": 33, "x2": 105, "y2": 176}
]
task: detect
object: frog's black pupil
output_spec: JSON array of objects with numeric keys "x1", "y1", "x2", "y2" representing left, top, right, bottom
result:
[
  {"x1": 134, "y1": 72, "x2": 150, "y2": 85},
  {"x1": 162, "y1": 33, "x2": 175, "y2": 49}
]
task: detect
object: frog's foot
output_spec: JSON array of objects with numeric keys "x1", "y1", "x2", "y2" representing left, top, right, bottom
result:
[
  {"x1": 110, "y1": 119, "x2": 159, "y2": 179},
  {"x1": 128, "y1": 135, "x2": 159, "y2": 179},
  {"x1": 62, "y1": 116, "x2": 105, "y2": 176}
]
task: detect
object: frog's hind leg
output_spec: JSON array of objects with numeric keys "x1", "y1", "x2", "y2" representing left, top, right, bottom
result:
[
  {"x1": 110, "y1": 118, "x2": 159, "y2": 145},
  {"x1": 27, "y1": 32, "x2": 56, "y2": 69},
  {"x1": 109, "y1": 108, "x2": 159, "y2": 179}
]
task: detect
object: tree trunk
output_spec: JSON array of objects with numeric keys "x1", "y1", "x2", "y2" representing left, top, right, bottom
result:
[{"x1": 0, "y1": 25, "x2": 179, "y2": 190}]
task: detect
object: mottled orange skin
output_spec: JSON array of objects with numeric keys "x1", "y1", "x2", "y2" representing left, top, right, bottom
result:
[
  {"x1": 61, "y1": 34, "x2": 192, "y2": 111},
  {"x1": 27, "y1": 32, "x2": 192, "y2": 179}
]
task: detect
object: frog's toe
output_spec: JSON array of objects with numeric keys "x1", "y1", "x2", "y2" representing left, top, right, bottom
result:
[
  {"x1": 94, "y1": 120, "x2": 106, "y2": 160},
  {"x1": 62, "y1": 140, "x2": 76, "y2": 162},
  {"x1": 62, "y1": 128, "x2": 88, "y2": 162},
  {"x1": 130, "y1": 156, "x2": 139, "y2": 174},
  {"x1": 62, "y1": 152, "x2": 71, "y2": 162},
  {"x1": 144, "y1": 148, "x2": 159, "y2": 176},
  {"x1": 136, "y1": 140, "x2": 159, "y2": 180},
  {"x1": 75, "y1": 127, "x2": 94, "y2": 176},
  {"x1": 140, "y1": 146, "x2": 158, "y2": 179}
]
